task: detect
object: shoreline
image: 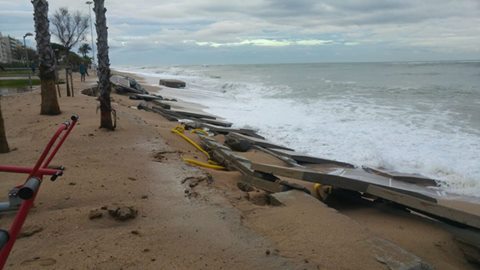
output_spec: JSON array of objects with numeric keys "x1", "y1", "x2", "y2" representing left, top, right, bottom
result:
[{"x1": 0, "y1": 70, "x2": 476, "y2": 269}]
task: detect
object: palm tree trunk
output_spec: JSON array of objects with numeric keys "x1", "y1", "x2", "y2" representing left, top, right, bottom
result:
[
  {"x1": 94, "y1": 0, "x2": 114, "y2": 130},
  {"x1": 65, "y1": 50, "x2": 71, "y2": 97},
  {"x1": 32, "y1": 0, "x2": 61, "y2": 115},
  {"x1": 65, "y1": 68, "x2": 71, "y2": 96},
  {"x1": 0, "y1": 99, "x2": 9, "y2": 153},
  {"x1": 70, "y1": 71, "x2": 74, "y2": 97}
]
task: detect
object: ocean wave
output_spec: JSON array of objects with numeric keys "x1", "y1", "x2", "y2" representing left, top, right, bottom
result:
[{"x1": 121, "y1": 64, "x2": 480, "y2": 197}]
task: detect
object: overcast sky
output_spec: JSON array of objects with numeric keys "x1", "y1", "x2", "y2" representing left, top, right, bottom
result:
[{"x1": 1, "y1": 0, "x2": 479, "y2": 65}]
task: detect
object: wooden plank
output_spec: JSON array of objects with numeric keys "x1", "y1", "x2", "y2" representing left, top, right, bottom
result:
[
  {"x1": 198, "y1": 118, "x2": 233, "y2": 127},
  {"x1": 251, "y1": 162, "x2": 480, "y2": 229},
  {"x1": 268, "y1": 148, "x2": 355, "y2": 168},
  {"x1": 367, "y1": 185, "x2": 480, "y2": 230},
  {"x1": 252, "y1": 146, "x2": 299, "y2": 167},
  {"x1": 129, "y1": 94, "x2": 162, "y2": 101},
  {"x1": 252, "y1": 162, "x2": 372, "y2": 193},
  {"x1": 199, "y1": 135, "x2": 295, "y2": 193},
  {"x1": 152, "y1": 100, "x2": 208, "y2": 110},
  {"x1": 202, "y1": 124, "x2": 264, "y2": 139},
  {"x1": 252, "y1": 163, "x2": 438, "y2": 201},
  {"x1": 170, "y1": 108, "x2": 218, "y2": 120},
  {"x1": 362, "y1": 166, "x2": 438, "y2": 186},
  {"x1": 137, "y1": 102, "x2": 180, "y2": 121},
  {"x1": 241, "y1": 175, "x2": 287, "y2": 193},
  {"x1": 228, "y1": 132, "x2": 293, "y2": 151}
]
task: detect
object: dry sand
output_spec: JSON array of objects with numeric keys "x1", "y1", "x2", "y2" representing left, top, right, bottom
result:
[{"x1": 0, "y1": 71, "x2": 475, "y2": 269}]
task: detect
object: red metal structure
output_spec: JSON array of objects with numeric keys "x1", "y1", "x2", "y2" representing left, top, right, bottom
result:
[{"x1": 0, "y1": 115, "x2": 78, "y2": 269}]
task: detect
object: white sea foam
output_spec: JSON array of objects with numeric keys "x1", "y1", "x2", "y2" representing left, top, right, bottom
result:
[{"x1": 118, "y1": 64, "x2": 480, "y2": 197}]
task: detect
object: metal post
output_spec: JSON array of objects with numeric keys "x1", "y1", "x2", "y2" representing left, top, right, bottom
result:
[
  {"x1": 22, "y1": 33, "x2": 33, "y2": 89},
  {"x1": 86, "y1": 1, "x2": 95, "y2": 73}
]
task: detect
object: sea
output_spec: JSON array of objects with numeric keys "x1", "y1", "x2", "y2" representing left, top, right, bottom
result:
[{"x1": 115, "y1": 61, "x2": 480, "y2": 197}]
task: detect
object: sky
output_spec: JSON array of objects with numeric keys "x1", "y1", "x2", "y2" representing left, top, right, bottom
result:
[{"x1": 0, "y1": 0, "x2": 479, "y2": 65}]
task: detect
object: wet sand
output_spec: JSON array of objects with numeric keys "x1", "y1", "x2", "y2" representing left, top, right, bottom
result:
[{"x1": 0, "y1": 71, "x2": 475, "y2": 269}]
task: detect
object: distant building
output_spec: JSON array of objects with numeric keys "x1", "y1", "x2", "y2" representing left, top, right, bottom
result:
[
  {"x1": 0, "y1": 32, "x2": 24, "y2": 64},
  {"x1": 0, "y1": 32, "x2": 12, "y2": 63}
]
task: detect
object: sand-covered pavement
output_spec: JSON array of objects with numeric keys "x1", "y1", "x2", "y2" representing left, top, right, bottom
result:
[{"x1": 0, "y1": 72, "x2": 475, "y2": 269}]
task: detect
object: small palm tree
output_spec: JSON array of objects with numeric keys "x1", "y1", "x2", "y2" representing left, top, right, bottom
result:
[
  {"x1": 78, "y1": 43, "x2": 92, "y2": 58},
  {"x1": 32, "y1": 0, "x2": 61, "y2": 115},
  {"x1": 94, "y1": 0, "x2": 114, "y2": 130}
]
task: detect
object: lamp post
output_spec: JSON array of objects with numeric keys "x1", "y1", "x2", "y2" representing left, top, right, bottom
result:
[
  {"x1": 86, "y1": 1, "x2": 95, "y2": 73},
  {"x1": 23, "y1": 32, "x2": 33, "y2": 89}
]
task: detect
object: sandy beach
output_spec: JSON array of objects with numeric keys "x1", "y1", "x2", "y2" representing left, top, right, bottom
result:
[{"x1": 0, "y1": 71, "x2": 476, "y2": 270}]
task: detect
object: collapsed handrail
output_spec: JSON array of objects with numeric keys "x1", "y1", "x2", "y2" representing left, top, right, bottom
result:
[{"x1": 0, "y1": 115, "x2": 79, "y2": 269}]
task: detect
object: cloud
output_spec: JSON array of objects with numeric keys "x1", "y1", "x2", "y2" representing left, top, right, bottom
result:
[
  {"x1": 1, "y1": 0, "x2": 479, "y2": 64},
  {"x1": 189, "y1": 39, "x2": 334, "y2": 47}
]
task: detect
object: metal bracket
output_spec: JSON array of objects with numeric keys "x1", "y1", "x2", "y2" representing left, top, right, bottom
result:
[{"x1": 0, "y1": 187, "x2": 22, "y2": 212}]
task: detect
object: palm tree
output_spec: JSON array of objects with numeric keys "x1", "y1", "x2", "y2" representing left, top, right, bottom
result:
[
  {"x1": 32, "y1": 0, "x2": 61, "y2": 115},
  {"x1": 0, "y1": 99, "x2": 9, "y2": 153},
  {"x1": 94, "y1": 0, "x2": 114, "y2": 130},
  {"x1": 78, "y1": 43, "x2": 92, "y2": 58}
]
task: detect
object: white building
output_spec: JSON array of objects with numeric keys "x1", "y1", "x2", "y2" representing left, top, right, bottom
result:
[
  {"x1": 0, "y1": 33, "x2": 23, "y2": 64},
  {"x1": 0, "y1": 32, "x2": 13, "y2": 64}
]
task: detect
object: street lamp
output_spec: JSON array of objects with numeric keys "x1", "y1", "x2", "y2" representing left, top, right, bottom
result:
[
  {"x1": 86, "y1": 1, "x2": 95, "y2": 71},
  {"x1": 23, "y1": 32, "x2": 33, "y2": 89}
]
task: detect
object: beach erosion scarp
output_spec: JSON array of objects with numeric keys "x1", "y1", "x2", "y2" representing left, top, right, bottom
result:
[{"x1": 0, "y1": 70, "x2": 477, "y2": 269}]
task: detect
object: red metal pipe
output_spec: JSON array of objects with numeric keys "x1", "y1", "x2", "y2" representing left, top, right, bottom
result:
[
  {"x1": 0, "y1": 116, "x2": 78, "y2": 269},
  {"x1": 0, "y1": 165, "x2": 61, "y2": 176},
  {"x1": 0, "y1": 188, "x2": 38, "y2": 267},
  {"x1": 43, "y1": 116, "x2": 78, "y2": 168},
  {"x1": 29, "y1": 123, "x2": 68, "y2": 176}
]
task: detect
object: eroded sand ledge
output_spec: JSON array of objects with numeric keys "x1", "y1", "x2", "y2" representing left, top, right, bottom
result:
[{"x1": 0, "y1": 72, "x2": 476, "y2": 269}]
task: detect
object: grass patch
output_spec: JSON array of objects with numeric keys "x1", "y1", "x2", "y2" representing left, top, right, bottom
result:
[
  {"x1": 0, "y1": 70, "x2": 32, "y2": 77},
  {"x1": 0, "y1": 79, "x2": 40, "y2": 88}
]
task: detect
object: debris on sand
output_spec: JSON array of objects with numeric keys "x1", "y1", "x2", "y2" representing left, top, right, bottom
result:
[
  {"x1": 88, "y1": 209, "x2": 103, "y2": 220},
  {"x1": 152, "y1": 150, "x2": 180, "y2": 162},
  {"x1": 181, "y1": 173, "x2": 213, "y2": 186},
  {"x1": 237, "y1": 181, "x2": 254, "y2": 192},
  {"x1": 19, "y1": 225, "x2": 43, "y2": 238},
  {"x1": 184, "y1": 189, "x2": 199, "y2": 199},
  {"x1": 245, "y1": 190, "x2": 269, "y2": 206},
  {"x1": 108, "y1": 206, "x2": 138, "y2": 221}
]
